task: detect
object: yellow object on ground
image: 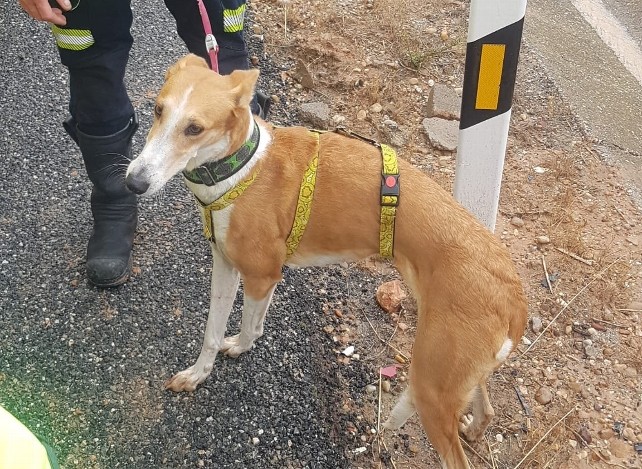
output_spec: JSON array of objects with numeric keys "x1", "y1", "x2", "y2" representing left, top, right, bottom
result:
[{"x1": 0, "y1": 405, "x2": 57, "y2": 469}]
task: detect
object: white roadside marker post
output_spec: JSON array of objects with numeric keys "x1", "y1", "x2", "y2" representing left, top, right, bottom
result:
[{"x1": 454, "y1": 0, "x2": 528, "y2": 231}]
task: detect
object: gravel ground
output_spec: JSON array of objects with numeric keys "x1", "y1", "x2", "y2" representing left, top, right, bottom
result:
[{"x1": 1, "y1": 2, "x2": 378, "y2": 467}]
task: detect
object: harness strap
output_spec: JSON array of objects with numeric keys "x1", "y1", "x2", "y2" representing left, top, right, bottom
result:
[
  {"x1": 196, "y1": 170, "x2": 259, "y2": 242},
  {"x1": 379, "y1": 144, "x2": 399, "y2": 258},
  {"x1": 285, "y1": 132, "x2": 320, "y2": 257}
]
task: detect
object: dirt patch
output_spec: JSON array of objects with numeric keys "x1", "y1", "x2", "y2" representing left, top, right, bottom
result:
[{"x1": 251, "y1": 0, "x2": 641, "y2": 467}]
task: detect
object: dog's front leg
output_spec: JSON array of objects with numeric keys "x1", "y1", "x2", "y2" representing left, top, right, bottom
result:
[{"x1": 165, "y1": 246, "x2": 240, "y2": 392}]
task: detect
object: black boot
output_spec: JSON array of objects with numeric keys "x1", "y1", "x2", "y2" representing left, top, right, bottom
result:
[{"x1": 70, "y1": 115, "x2": 139, "y2": 287}]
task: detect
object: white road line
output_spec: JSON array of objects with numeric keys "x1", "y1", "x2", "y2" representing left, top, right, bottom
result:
[{"x1": 571, "y1": 0, "x2": 642, "y2": 87}]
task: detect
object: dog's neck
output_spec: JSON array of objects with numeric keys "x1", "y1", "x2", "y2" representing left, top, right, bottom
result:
[{"x1": 184, "y1": 114, "x2": 272, "y2": 204}]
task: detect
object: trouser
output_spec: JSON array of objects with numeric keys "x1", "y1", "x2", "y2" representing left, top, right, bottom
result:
[{"x1": 51, "y1": 0, "x2": 250, "y2": 135}]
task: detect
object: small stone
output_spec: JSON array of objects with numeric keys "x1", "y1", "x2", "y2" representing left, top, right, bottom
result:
[
  {"x1": 252, "y1": 437, "x2": 260, "y2": 445},
  {"x1": 584, "y1": 344, "x2": 600, "y2": 358},
  {"x1": 357, "y1": 109, "x2": 367, "y2": 120},
  {"x1": 587, "y1": 327, "x2": 597, "y2": 336},
  {"x1": 382, "y1": 380, "x2": 391, "y2": 393},
  {"x1": 531, "y1": 317, "x2": 543, "y2": 334},
  {"x1": 360, "y1": 435, "x2": 367, "y2": 442},
  {"x1": 422, "y1": 117, "x2": 458, "y2": 152},
  {"x1": 522, "y1": 336, "x2": 532, "y2": 345},
  {"x1": 408, "y1": 444, "x2": 420, "y2": 454},
  {"x1": 536, "y1": 235, "x2": 551, "y2": 245},
  {"x1": 365, "y1": 384, "x2": 377, "y2": 394},
  {"x1": 398, "y1": 322, "x2": 409, "y2": 331},
  {"x1": 426, "y1": 27, "x2": 437, "y2": 34},
  {"x1": 376, "y1": 280, "x2": 407, "y2": 313},
  {"x1": 624, "y1": 367, "x2": 638, "y2": 377},
  {"x1": 298, "y1": 102, "x2": 331, "y2": 128},
  {"x1": 602, "y1": 308, "x2": 615, "y2": 321},
  {"x1": 250, "y1": 55, "x2": 260, "y2": 66},
  {"x1": 626, "y1": 236, "x2": 639, "y2": 246},
  {"x1": 332, "y1": 114, "x2": 346, "y2": 125},
  {"x1": 569, "y1": 439, "x2": 578, "y2": 448},
  {"x1": 623, "y1": 428, "x2": 636, "y2": 441},
  {"x1": 495, "y1": 433, "x2": 504, "y2": 443},
  {"x1": 599, "y1": 428, "x2": 615, "y2": 440},
  {"x1": 440, "y1": 29, "x2": 449, "y2": 41},
  {"x1": 427, "y1": 79, "x2": 435, "y2": 87},
  {"x1": 578, "y1": 427, "x2": 592, "y2": 445},
  {"x1": 370, "y1": 103, "x2": 383, "y2": 113},
  {"x1": 342, "y1": 345, "x2": 355, "y2": 357},
  {"x1": 535, "y1": 386, "x2": 553, "y2": 405},
  {"x1": 510, "y1": 216, "x2": 525, "y2": 227},
  {"x1": 334, "y1": 309, "x2": 343, "y2": 318},
  {"x1": 409, "y1": 78, "x2": 419, "y2": 85},
  {"x1": 323, "y1": 325, "x2": 334, "y2": 334}
]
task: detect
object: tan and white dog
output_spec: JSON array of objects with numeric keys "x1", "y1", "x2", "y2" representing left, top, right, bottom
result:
[{"x1": 125, "y1": 54, "x2": 528, "y2": 469}]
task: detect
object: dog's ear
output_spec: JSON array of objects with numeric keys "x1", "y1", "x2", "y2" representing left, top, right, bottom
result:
[
  {"x1": 228, "y1": 69, "x2": 260, "y2": 109},
  {"x1": 165, "y1": 54, "x2": 210, "y2": 82}
]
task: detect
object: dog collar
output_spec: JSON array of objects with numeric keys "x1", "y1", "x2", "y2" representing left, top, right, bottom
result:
[{"x1": 183, "y1": 120, "x2": 260, "y2": 186}]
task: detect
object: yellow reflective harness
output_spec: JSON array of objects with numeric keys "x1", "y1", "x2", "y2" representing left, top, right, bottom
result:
[{"x1": 194, "y1": 129, "x2": 399, "y2": 259}]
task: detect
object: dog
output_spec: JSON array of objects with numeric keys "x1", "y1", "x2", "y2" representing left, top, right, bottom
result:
[{"x1": 125, "y1": 54, "x2": 528, "y2": 469}]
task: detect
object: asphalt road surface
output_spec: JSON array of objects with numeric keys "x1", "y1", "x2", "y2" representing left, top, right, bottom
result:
[
  {"x1": 0, "y1": 2, "x2": 379, "y2": 468},
  {"x1": 524, "y1": 0, "x2": 642, "y2": 198}
]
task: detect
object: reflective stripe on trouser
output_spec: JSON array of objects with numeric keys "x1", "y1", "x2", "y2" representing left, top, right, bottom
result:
[
  {"x1": 51, "y1": 25, "x2": 94, "y2": 50},
  {"x1": 164, "y1": 0, "x2": 249, "y2": 74},
  {"x1": 51, "y1": 0, "x2": 134, "y2": 135}
]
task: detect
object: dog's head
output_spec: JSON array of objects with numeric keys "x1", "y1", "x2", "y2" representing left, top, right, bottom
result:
[{"x1": 126, "y1": 54, "x2": 259, "y2": 196}]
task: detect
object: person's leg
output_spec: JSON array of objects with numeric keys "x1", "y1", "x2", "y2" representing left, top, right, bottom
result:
[
  {"x1": 52, "y1": 0, "x2": 139, "y2": 287},
  {"x1": 164, "y1": 0, "x2": 270, "y2": 116}
]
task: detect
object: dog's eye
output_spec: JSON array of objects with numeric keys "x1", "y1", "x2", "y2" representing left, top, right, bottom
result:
[
  {"x1": 154, "y1": 104, "x2": 163, "y2": 118},
  {"x1": 185, "y1": 124, "x2": 204, "y2": 136}
]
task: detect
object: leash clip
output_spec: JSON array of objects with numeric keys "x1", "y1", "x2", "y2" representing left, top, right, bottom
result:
[{"x1": 205, "y1": 33, "x2": 219, "y2": 53}]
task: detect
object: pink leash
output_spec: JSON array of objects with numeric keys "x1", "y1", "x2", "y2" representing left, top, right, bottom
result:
[{"x1": 196, "y1": 0, "x2": 219, "y2": 72}]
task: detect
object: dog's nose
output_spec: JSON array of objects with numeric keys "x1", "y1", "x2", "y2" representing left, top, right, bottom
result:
[{"x1": 125, "y1": 172, "x2": 151, "y2": 195}]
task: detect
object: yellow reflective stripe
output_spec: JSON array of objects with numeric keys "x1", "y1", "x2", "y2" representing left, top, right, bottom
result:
[
  {"x1": 475, "y1": 44, "x2": 506, "y2": 110},
  {"x1": 51, "y1": 25, "x2": 94, "y2": 51},
  {"x1": 379, "y1": 144, "x2": 398, "y2": 258},
  {"x1": 285, "y1": 132, "x2": 319, "y2": 257},
  {"x1": 223, "y1": 4, "x2": 246, "y2": 32},
  {"x1": 196, "y1": 170, "x2": 258, "y2": 241}
]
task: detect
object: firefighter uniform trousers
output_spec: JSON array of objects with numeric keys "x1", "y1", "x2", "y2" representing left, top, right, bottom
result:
[{"x1": 50, "y1": 0, "x2": 250, "y2": 136}]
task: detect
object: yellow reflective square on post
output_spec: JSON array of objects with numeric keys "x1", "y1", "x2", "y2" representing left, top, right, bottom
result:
[{"x1": 475, "y1": 44, "x2": 505, "y2": 110}]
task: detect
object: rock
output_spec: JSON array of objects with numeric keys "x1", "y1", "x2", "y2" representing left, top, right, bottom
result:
[
  {"x1": 535, "y1": 386, "x2": 553, "y2": 405},
  {"x1": 342, "y1": 345, "x2": 355, "y2": 357},
  {"x1": 376, "y1": 280, "x2": 407, "y2": 313},
  {"x1": 270, "y1": 94, "x2": 280, "y2": 105},
  {"x1": 440, "y1": 29, "x2": 449, "y2": 41},
  {"x1": 398, "y1": 322, "x2": 409, "y2": 331},
  {"x1": 291, "y1": 59, "x2": 314, "y2": 89},
  {"x1": 610, "y1": 439, "x2": 633, "y2": 458},
  {"x1": 536, "y1": 235, "x2": 551, "y2": 245},
  {"x1": 299, "y1": 102, "x2": 331, "y2": 128},
  {"x1": 332, "y1": 114, "x2": 346, "y2": 125},
  {"x1": 624, "y1": 367, "x2": 637, "y2": 377},
  {"x1": 598, "y1": 428, "x2": 615, "y2": 440},
  {"x1": 409, "y1": 78, "x2": 419, "y2": 85},
  {"x1": 584, "y1": 344, "x2": 600, "y2": 358},
  {"x1": 626, "y1": 236, "x2": 639, "y2": 246},
  {"x1": 602, "y1": 308, "x2": 615, "y2": 321},
  {"x1": 323, "y1": 325, "x2": 334, "y2": 334},
  {"x1": 531, "y1": 317, "x2": 543, "y2": 334},
  {"x1": 370, "y1": 103, "x2": 383, "y2": 113},
  {"x1": 522, "y1": 336, "x2": 532, "y2": 345},
  {"x1": 365, "y1": 384, "x2": 377, "y2": 394},
  {"x1": 357, "y1": 109, "x2": 367, "y2": 120},
  {"x1": 510, "y1": 216, "x2": 525, "y2": 227},
  {"x1": 250, "y1": 55, "x2": 260, "y2": 66},
  {"x1": 623, "y1": 428, "x2": 636, "y2": 441},
  {"x1": 578, "y1": 427, "x2": 592, "y2": 445},
  {"x1": 382, "y1": 380, "x2": 391, "y2": 393},
  {"x1": 495, "y1": 433, "x2": 504, "y2": 443},
  {"x1": 408, "y1": 444, "x2": 420, "y2": 454},
  {"x1": 426, "y1": 84, "x2": 461, "y2": 120},
  {"x1": 252, "y1": 437, "x2": 260, "y2": 445},
  {"x1": 422, "y1": 117, "x2": 458, "y2": 152}
]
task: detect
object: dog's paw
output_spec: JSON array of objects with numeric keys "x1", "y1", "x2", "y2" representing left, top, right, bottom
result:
[
  {"x1": 221, "y1": 334, "x2": 252, "y2": 358},
  {"x1": 459, "y1": 414, "x2": 483, "y2": 442},
  {"x1": 164, "y1": 366, "x2": 207, "y2": 392}
]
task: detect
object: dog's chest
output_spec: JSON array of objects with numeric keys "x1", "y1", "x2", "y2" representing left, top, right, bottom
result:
[{"x1": 206, "y1": 207, "x2": 232, "y2": 249}]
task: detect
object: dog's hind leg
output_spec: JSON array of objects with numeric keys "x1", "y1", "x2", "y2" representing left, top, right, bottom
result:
[
  {"x1": 221, "y1": 273, "x2": 279, "y2": 358},
  {"x1": 459, "y1": 380, "x2": 494, "y2": 442},
  {"x1": 221, "y1": 281, "x2": 277, "y2": 357},
  {"x1": 383, "y1": 388, "x2": 416, "y2": 430},
  {"x1": 165, "y1": 247, "x2": 240, "y2": 392}
]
